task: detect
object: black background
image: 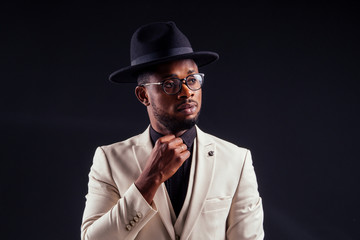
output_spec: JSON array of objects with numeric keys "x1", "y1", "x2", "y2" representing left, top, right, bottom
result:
[{"x1": 1, "y1": 2, "x2": 359, "y2": 240}]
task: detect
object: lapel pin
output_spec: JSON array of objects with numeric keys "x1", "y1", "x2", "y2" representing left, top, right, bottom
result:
[{"x1": 208, "y1": 151, "x2": 214, "y2": 156}]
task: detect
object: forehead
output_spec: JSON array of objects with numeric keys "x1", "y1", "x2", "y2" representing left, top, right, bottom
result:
[{"x1": 154, "y1": 59, "x2": 198, "y2": 77}]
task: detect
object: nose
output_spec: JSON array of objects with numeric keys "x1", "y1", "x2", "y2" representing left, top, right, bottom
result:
[{"x1": 177, "y1": 81, "x2": 193, "y2": 99}]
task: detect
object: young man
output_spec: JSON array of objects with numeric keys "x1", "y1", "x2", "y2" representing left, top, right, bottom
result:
[{"x1": 81, "y1": 21, "x2": 264, "y2": 240}]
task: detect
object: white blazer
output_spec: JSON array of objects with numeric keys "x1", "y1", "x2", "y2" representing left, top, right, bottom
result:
[{"x1": 81, "y1": 126, "x2": 264, "y2": 240}]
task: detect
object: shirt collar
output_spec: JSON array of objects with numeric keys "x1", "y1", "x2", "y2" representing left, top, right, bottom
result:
[{"x1": 149, "y1": 125, "x2": 197, "y2": 149}]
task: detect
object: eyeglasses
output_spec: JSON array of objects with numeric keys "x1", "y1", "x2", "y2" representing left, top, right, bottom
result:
[{"x1": 140, "y1": 73, "x2": 204, "y2": 95}]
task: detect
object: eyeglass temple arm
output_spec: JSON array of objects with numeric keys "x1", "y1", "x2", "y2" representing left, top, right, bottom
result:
[{"x1": 140, "y1": 82, "x2": 162, "y2": 86}]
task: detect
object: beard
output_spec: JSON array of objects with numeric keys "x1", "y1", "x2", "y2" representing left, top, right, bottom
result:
[{"x1": 151, "y1": 102, "x2": 200, "y2": 134}]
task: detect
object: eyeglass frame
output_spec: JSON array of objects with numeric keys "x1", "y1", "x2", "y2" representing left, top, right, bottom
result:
[{"x1": 139, "y1": 73, "x2": 205, "y2": 95}]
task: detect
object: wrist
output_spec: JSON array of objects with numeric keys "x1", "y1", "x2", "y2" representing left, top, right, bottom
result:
[{"x1": 135, "y1": 174, "x2": 161, "y2": 204}]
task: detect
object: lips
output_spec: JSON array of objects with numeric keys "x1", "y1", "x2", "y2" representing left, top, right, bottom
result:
[{"x1": 177, "y1": 101, "x2": 198, "y2": 115}]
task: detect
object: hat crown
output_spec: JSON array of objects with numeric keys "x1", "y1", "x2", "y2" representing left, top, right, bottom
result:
[{"x1": 130, "y1": 21, "x2": 193, "y2": 65}]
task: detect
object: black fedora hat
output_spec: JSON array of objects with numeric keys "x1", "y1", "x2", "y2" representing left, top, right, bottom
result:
[{"x1": 109, "y1": 21, "x2": 219, "y2": 83}]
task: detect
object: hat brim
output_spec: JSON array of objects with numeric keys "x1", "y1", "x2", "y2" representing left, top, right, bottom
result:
[{"x1": 109, "y1": 51, "x2": 219, "y2": 83}]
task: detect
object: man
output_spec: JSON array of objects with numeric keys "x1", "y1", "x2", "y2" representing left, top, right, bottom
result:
[{"x1": 81, "y1": 21, "x2": 264, "y2": 240}]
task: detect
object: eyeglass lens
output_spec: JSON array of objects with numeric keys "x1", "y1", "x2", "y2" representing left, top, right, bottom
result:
[{"x1": 163, "y1": 74, "x2": 203, "y2": 94}]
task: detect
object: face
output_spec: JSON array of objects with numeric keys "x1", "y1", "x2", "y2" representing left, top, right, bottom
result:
[{"x1": 136, "y1": 59, "x2": 202, "y2": 135}]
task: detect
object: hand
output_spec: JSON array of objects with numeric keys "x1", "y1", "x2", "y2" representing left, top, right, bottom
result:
[{"x1": 135, "y1": 135, "x2": 190, "y2": 204}]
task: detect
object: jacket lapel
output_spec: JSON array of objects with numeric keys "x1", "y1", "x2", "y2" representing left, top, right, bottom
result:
[
  {"x1": 133, "y1": 127, "x2": 176, "y2": 240},
  {"x1": 181, "y1": 127, "x2": 216, "y2": 239}
]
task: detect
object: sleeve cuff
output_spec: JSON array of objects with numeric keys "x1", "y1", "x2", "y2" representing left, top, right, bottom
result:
[{"x1": 121, "y1": 183, "x2": 158, "y2": 231}]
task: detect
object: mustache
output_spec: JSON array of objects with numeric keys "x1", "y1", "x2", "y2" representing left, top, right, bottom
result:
[{"x1": 175, "y1": 99, "x2": 198, "y2": 109}]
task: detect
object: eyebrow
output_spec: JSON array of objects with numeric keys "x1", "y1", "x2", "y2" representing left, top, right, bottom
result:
[{"x1": 161, "y1": 70, "x2": 196, "y2": 79}]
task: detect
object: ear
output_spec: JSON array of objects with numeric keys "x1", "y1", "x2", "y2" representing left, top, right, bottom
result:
[{"x1": 135, "y1": 86, "x2": 150, "y2": 106}]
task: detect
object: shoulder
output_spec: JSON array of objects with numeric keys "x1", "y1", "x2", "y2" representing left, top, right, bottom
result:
[
  {"x1": 196, "y1": 126, "x2": 251, "y2": 168},
  {"x1": 102, "y1": 133, "x2": 140, "y2": 150},
  {"x1": 99, "y1": 127, "x2": 151, "y2": 156},
  {"x1": 196, "y1": 126, "x2": 249, "y2": 153}
]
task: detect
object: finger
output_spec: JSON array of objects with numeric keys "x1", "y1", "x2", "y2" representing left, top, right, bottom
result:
[
  {"x1": 172, "y1": 143, "x2": 187, "y2": 155},
  {"x1": 178, "y1": 143, "x2": 187, "y2": 152},
  {"x1": 157, "y1": 135, "x2": 176, "y2": 144},
  {"x1": 167, "y1": 137, "x2": 184, "y2": 148},
  {"x1": 178, "y1": 150, "x2": 191, "y2": 162}
]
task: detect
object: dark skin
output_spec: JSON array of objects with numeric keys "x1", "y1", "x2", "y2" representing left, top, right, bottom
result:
[{"x1": 134, "y1": 59, "x2": 201, "y2": 204}]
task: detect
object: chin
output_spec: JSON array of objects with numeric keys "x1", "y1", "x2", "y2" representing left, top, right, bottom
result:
[
  {"x1": 182, "y1": 115, "x2": 197, "y2": 121},
  {"x1": 152, "y1": 103, "x2": 200, "y2": 133},
  {"x1": 166, "y1": 116, "x2": 198, "y2": 133}
]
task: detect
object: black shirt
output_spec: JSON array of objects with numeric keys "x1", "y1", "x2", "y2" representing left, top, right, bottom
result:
[{"x1": 149, "y1": 126, "x2": 196, "y2": 217}]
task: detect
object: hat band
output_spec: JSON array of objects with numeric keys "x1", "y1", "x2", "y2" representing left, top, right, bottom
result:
[{"x1": 131, "y1": 47, "x2": 193, "y2": 66}]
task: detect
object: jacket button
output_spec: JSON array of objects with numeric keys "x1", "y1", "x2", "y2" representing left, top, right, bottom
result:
[
  {"x1": 208, "y1": 151, "x2": 214, "y2": 156},
  {"x1": 130, "y1": 220, "x2": 135, "y2": 226},
  {"x1": 137, "y1": 212, "x2": 143, "y2": 218},
  {"x1": 134, "y1": 216, "x2": 139, "y2": 222},
  {"x1": 126, "y1": 224, "x2": 132, "y2": 231}
]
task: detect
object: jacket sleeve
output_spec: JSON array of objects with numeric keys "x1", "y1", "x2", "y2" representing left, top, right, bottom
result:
[
  {"x1": 81, "y1": 147, "x2": 157, "y2": 240},
  {"x1": 226, "y1": 150, "x2": 264, "y2": 240}
]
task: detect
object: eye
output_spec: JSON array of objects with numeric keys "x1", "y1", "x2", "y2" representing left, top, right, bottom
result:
[
  {"x1": 187, "y1": 76, "x2": 198, "y2": 85},
  {"x1": 163, "y1": 79, "x2": 176, "y2": 89}
]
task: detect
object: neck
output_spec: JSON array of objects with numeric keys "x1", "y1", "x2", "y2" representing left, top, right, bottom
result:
[{"x1": 151, "y1": 123, "x2": 187, "y2": 137}]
